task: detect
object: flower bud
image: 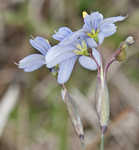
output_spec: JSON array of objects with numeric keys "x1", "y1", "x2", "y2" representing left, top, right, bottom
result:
[
  {"x1": 116, "y1": 36, "x2": 134, "y2": 62},
  {"x1": 125, "y1": 36, "x2": 135, "y2": 46}
]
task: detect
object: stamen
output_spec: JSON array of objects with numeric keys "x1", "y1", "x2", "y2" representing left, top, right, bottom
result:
[
  {"x1": 73, "y1": 50, "x2": 82, "y2": 55},
  {"x1": 76, "y1": 44, "x2": 82, "y2": 50},
  {"x1": 81, "y1": 41, "x2": 87, "y2": 50},
  {"x1": 82, "y1": 11, "x2": 88, "y2": 18},
  {"x1": 73, "y1": 41, "x2": 89, "y2": 56},
  {"x1": 92, "y1": 29, "x2": 96, "y2": 35},
  {"x1": 87, "y1": 29, "x2": 99, "y2": 42}
]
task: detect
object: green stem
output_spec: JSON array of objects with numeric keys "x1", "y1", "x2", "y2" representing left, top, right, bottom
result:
[
  {"x1": 100, "y1": 134, "x2": 104, "y2": 150},
  {"x1": 81, "y1": 138, "x2": 85, "y2": 150}
]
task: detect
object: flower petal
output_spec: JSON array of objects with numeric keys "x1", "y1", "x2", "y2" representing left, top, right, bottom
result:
[
  {"x1": 45, "y1": 45, "x2": 75, "y2": 65},
  {"x1": 83, "y1": 14, "x2": 92, "y2": 32},
  {"x1": 60, "y1": 29, "x2": 86, "y2": 46},
  {"x1": 57, "y1": 56, "x2": 77, "y2": 84},
  {"x1": 18, "y1": 54, "x2": 45, "y2": 72},
  {"x1": 98, "y1": 32, "x2": 105, "y2": 45},
  {"x1": 103, "y1": 16, "x2": 126, "y2": 24},
  {"x1": 79, "y1": 56, "x2": 97, "y2": 70},
  {"x1": 92, "y1": 48, "x2": 101, "y2": 66},
  {"x1": 100, "y1": 23, "x2": 117, "y2": 37},
  {"x1": 52, "y1": 27, "x2": 72, "y2": 41},
  {"x1": 83, "y1": 12, "x2": 103, "y2": 32},
  {"x1": 90, "y1": 12, "x2": 103, "y2": 30},
  {"x1": 86, "y1": 37, "x2": 97, "y2": 48},
  {"x1": 46, "y1": 52, "x2": 76, "y2": 68},
  {"x1": 30, "y1": 36, "x2": 51, "y2": 55}
]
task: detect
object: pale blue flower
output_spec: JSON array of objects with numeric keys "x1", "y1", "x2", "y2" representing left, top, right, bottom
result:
[
  {"x1": 18, "y1": 36, "x2": 51, "y2": 72},
  {"x1": 53, "y1": 26, "x2": 97, "y2": 48},
  {"x1": 19, "y1": 35, "x2": 79, "y2": 84},
  {"x1": 52, "y1": 13, "x2": 126, "y2": 48},
  {"x1": 53, "y1": 27, "x2": 73, "y2": 42},
  {"x1": 18, "y1": 35, "x2": 87, "y2": 85},
  {"x1": 46, "y1": 45, "x2": 100, "y2": 84},
  {"x1": 82, "y1": 11, "x2": 126, "y2": 45},
  {"x1": 46, "y1": 27, "x2": 101, "y2": 84}
]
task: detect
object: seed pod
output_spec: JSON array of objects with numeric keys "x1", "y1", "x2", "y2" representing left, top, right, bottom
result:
[
  {"x1": 96, "y1": 64, "x2": 110, "y2": 133},
  {"x1": 61, "y1": 88, "x2": 84, "y2": 144}
]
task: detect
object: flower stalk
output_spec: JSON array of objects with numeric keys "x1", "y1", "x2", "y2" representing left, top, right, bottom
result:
[
  {"x1": 96, "y1": 60, "x2": 109, "y2": 150},
  {"x1": 100, "y1": 133, "x2": 104, "y2": 150}
]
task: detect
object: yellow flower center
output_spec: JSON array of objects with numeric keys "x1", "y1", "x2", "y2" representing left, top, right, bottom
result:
[
  {"x1": 87, "y1": 29, "x2": 99, "y2": 42},
  {"x1": 73, "y1": 41, "x2": 89, "y2": 56}
]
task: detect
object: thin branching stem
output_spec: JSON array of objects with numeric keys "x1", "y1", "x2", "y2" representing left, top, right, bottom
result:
[
  {"x1": 89, "y1": 52, "x2": 100, "y2": 72},
  {"x1": 104, "y1": 48, "x2": 121, "y2": 79},
  {"x1": 104, "y1": 56, "x2": 116, "y2": 79},
  {"x1": 100, "y1": 133, "x2": 104, "y2": 150}
]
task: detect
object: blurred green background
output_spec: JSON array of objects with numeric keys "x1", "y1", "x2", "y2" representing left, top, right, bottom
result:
[{"x1": 0, "y1": 0, "x2": 139, "y2": 150}]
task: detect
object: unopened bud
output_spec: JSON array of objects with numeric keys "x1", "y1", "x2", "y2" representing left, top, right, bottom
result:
[
  {"x1": 116, "y1": 36, "x2": 134, "y2": 62},
  {"x1": 125, "y1": 36, "x2": 135, "y2": 46}
]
